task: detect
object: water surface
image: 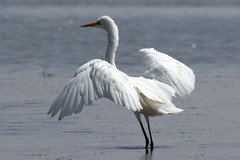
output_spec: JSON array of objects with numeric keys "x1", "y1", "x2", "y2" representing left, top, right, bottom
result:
[{"x1": 0, "y1": 1, "x2": 240, "y2": 160}]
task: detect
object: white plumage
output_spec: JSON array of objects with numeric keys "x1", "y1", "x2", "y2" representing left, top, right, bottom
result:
[
  {"x1": 139, "y1": 48, "x2": 195, "y2": 97},
  {"x1": 48, "y1": 59, "x2": 142, "y2": 120},
  {"x1": 47, "y1": 16, "x2": 195, "y2": 152}
]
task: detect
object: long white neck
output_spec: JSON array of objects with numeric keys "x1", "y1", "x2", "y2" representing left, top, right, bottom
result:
[{"x1": 105, "y1": 24, "x2": 119, "y2": 67}]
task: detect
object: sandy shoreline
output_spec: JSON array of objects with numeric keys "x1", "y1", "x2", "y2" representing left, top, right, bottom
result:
[{"x1": 0, "y1": 64, "x2": 239, "y2": 160}]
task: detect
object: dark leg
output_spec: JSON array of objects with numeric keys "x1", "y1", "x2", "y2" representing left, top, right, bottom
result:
[
  {"x1": 145, "y1": 115, "x2": 154, "y2": 152},
  {"x1": 135, "y1": 113, "x2": 149, "y2": 153}
]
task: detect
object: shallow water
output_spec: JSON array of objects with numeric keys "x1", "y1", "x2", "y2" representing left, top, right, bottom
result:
[{"x1": 1, "y1": 1, "x2": 240, "y2": 160}]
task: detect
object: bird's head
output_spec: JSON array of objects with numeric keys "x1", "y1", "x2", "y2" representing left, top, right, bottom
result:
[{"x1": 80, "y1": 15, "x2": 117, "y2": 32}]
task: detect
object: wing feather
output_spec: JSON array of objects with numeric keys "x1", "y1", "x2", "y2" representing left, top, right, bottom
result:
[
  {"x1": 48, "y1": 59, "x2": 142, "y2": 120},
  {"x1": 139, "y1": 48, "x2": 195, "y2": 97},
  {"x1": 130, "y1": 77, "x2": 183, "y2": 115}
]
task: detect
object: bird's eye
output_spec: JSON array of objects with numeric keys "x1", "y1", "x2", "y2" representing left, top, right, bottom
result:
[{"x1": 97, "y1": 21, "x2": 101, "y2": 25}]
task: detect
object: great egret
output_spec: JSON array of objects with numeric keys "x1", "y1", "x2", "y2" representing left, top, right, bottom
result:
[{"x1": 47, "y1": 16, "x2": 195, "y2": 152}]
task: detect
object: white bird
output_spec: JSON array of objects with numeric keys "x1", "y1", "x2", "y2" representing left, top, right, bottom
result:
[{"x1": 47, "y1": 16, "x2": 195, "y2": 152}]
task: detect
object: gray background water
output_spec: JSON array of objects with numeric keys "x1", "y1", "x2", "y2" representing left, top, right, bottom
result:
[{"x1": 0, "y1": 1, "x2": 240, "y2": 160}]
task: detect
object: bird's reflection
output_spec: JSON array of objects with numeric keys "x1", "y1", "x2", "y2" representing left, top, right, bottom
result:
[
  {"x1": 145, "y1": 147, "x2": 153, "y2": 154},
  {"x1": 112, "y1": 145, "x2": 155, "y2": 160},
  {"x1": 140, "y1": 151, "x2": 153, "y2": 160}
]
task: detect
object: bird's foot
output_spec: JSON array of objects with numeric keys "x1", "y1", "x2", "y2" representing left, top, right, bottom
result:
[
  {"x1": 145, "y1": 140, "x2": 149, "y2": 154},
  {"x1": 145, "y1": 141, "x2": 155, "y2": 154},
  {"x1": 150, "y1": 142, "x2": 154, "y2": 153}
]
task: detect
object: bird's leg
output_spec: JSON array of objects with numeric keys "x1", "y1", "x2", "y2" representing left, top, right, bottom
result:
[
  {"x1": 135, "y1": 113, "x2": 149, "y2": 153},
  {"x1": 145, "y1": 115, "x2": 154, "y2": 152}
]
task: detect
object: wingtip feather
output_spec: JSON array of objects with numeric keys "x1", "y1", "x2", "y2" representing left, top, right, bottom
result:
[{"x1": 139, "y1": 48, "x2": 155, "y2": 53}]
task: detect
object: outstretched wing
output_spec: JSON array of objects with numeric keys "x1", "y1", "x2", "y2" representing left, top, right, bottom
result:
[
  {"x1": 139, "y1": 48, "x2": 195, "y2": 97},
  {"x1": 48, "y1": 59, "x2": 142, "y2": 120}
]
